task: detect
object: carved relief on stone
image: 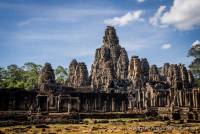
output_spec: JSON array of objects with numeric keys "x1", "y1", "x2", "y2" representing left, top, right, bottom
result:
[
  {"x1": 164, "y1": 63, "x2": 195, "y2": 89},
  {"x1": 128, "y1": 56, "x2": 143, "y2": 89},
  {"x1": 141, "y1": 58, "x2": 150, "y2": 85},
  {"x1": 149, "y1": 65, "x2": 161, "y2": 82},
  {"x1": 168, "y1": 64, "x2": 182, "y2": 89},
  {"x1": 117, "y1": 48, "x2": 129, "y2": 80},
  {"x1": 67, "y1": 59, "x2": 89, "y2": 88},
  {"x1": 188, "y1": 70, "x2": 194, "y2": 87},
  {"x1": 179, "y1": 64, "x2": 189, "y2": 89},
  {"x1": 91, "y1": 26, "x2": 129, "y2": 91},
  {"x1": 38, "y1": 63, "x2": 56, "y2": 93},
  {"x1": 161, "y1": 63, "x2": 170, "y2": 80}
]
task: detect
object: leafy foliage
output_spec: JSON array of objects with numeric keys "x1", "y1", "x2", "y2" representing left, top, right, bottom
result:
[
  {"x1": 22, "y1": 62, "x2": 42, "y2": 90},
  {"x1": 0, "y1": 63, "x2": 41, "y2": 90},
  {"x1": 188, "y1": 44, "x2": 200, "y2": 58},
  {"x1": 189, "y1": 58, "x2": 200, "y2": 79},
  {"x1": 188, "y1": 43, "x2": 200, "y2": 87},
  {"x1": 0, "y1": 62, "x2": 68, "y2": 90},
  {"x1": 3, "y1": 64, "x2": 25, "y2": 88},
  {"x1": 55, "y1": 66, "x2": 68, "y2": 84}
]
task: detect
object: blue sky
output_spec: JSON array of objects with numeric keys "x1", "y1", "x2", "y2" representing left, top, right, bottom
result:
[{"x1": 0, "y1": 0, "x2": 200, "y2": 70}]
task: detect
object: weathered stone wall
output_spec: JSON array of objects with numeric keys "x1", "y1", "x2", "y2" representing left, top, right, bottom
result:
[
  {"x1": 67, "y1": 59, "x2": 89, "y2": 88},
  {"x1": 0, "y1": 89, "x2": 37, "y2": 111}
]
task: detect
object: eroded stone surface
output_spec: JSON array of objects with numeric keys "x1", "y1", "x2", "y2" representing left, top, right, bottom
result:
[
  {"x1": 128, "y1": 56, "x2": 143, "y2": 89},
  {"x1": 38, "y1": 63, "x2": 56, "y2": 93},
  {"x1": 188, "y1": 70, "x2": 194, "y2": 87},
  {"x1": 149, "y1": 65, "x2": 161, "y2": 82},
  {"x1": 67, "y1": 59, "x2": 89, "y2": 88},
  {"x1": 91, "y1": 26, "x2": 129, "y2": 91},
  {"x1": 141, "y1": 58, "x2": 150, "y2": 86},
  {"x1": 117, "y1": 48, "x2": 129, "y2": 80}
]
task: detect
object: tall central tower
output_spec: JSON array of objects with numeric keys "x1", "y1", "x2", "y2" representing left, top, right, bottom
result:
[{"x1": 90, "y1": 26, "x2": 129, "y2": 91}]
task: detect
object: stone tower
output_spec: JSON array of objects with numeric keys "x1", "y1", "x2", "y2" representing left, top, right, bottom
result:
[
  {"x1": 67, "y1": 59, "x2": 89, "y2": 88},
  {"x1": 128, "y1": 56, "x2": 143, "y2": 89},
  {"x1": 149, "y1": 65, "x2": 161, "y2": 82},
  {"x1": 91, "y1": 26, "x2": 129, "y2": 91},
  {"x1": 38, "y1": 63, "x2": 56, "y2": 93}
]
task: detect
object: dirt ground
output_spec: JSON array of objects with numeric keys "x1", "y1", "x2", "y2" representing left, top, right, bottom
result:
[{"x1": 0, "y1": 119, "x2": 200, "y2": 134}]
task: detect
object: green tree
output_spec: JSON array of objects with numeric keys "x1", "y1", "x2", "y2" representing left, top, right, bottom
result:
[
  {"x1": 22, "y1": 62, "x2": 42, "y2": 90},
  {"x1": 0, "y1": 63, "x2": 42, "y2": 90},
  {"x1": 5, "y1": 64, "x2": 25, "y2": 88},
  {"x1": 55, "y1": 66, "x2": 68, "y2": 84},
  {"x1": 188, "y1": 42, "x2": 200, "y2": 87},
  {"x1": 0, "y1": 67, "x2": 7, "y2": 88}
]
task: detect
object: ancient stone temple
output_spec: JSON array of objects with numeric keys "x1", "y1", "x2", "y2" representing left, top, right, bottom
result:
[
  {"x1": 38, "y1": 63, "x2": 56, "y2": 93},
  {"x1": 67, "y1": 59, "x2": 89, "y2": 88},
  {"x1": 0, "y1": 26, "x2": 200, "y2": 123},
  {"x1": 91, "y1": 26, "x2": 129, "y2": 92},
  {"x1": 128, "y1": 56, "x2": 143, "y2": 89}
]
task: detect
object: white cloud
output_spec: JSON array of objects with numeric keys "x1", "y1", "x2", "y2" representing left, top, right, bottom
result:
[
  {"x1": 104, "y1": 10, "x2": 144, "y2": 26},
  {"x1": 137, "y1": 0, "x2": 145, "y2": 3},
  {"x1": 149, "y1": 6, "x2": 166, "y2": 27},
  {"x1": 150, "y1": 0, "x2": 200, "y2": 30},
  {"x1": 192, "y1": 40, "x2": 200, "y2": 46},
  {"x1": 161, "y1": 43, "x2": 171, "y2": 49}
]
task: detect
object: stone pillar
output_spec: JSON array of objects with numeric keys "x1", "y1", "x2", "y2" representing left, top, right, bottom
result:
[
  {"x1": 47, "y1": 97, "x2": 49, "y2": 111},
  {"x1": 104, "y1": 101, "x2": 107, "y2": 112},
  {"x1": 94, "y1": 98, "x2": 97, "y2": 110},
  {"x1": 198, "y1": 113, "x2": 200, "y2": 121},
  {"x1": 192, "y1": 91, "x2": 196, "y2": 108},
  {"x1": 98, "y1": 96, "x2": 101, "y2": 110},
  {"x1": 121, "y1": 100, "x2": 125, "y2": 112},
  {"x1": 198, "y1": 93, "x2": 199, "y2": 108},
  {"x1": 155, "y1": 94, "x2": 157, "y2": 107},
  {"x1": 167, "y1": 95, "x2": 170, "y2": 106},
  {"x1": 185, "y1": 93, "x2": 188, "y2": 106},
  {"x1": 67, "y1": 101, "x2": 71, "y2": 113},
  {"x1": 128, "y1": 99, "x2": 132, "y2": 110},
  {"x1": 184, "y1": 92, "x2": 186, "y2": 106},
  {"x1": 142, "y1": 92, "x2": 145, "y2": 108},
  {"x1": 77, "y1": 98, "x2": 80, "y2": 112},
  {"x1": 137, "y1": 91, "x2": 141, "y2": 109},
  {"x1": 85, "y1": 99, "x2": 88, "y2": 111},
  {"x1": 112, "y1": 98, "x2": 115, "y2": 112},
  {"x1": 177, "y1": 92, "x2": 180, "y2": 107},
  {"x1": 158, "y1": 95, "x2": 160, "y2": 107},
  {"x1": 180, "y1": 91, "x2": 182, "y2": 107},
  {"x1": 13, "y1": 97, "x2": 16, "y2": 110},
  {"x1": 182, "y1": 92, "x2": 184, "y2": 106},
  {"x1": 150, "y1": 97, "x2": 153, "y2": 107},
  {"x1": 57, "y1": 96, "x2": 60, "y2": 112},
  {"x1": 8, "y1": 98, "x2": 13, "y2": 111},
  {"x1": 195, "y1": 93, "x2": 198, "y2": 108}
]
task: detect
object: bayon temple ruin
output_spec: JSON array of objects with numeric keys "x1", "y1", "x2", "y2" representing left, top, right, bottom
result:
[{"x1": 0, "y1": 26, "x2": 200, "y2": 123}]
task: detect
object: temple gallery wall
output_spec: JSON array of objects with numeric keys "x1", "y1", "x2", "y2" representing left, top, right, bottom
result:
[{"x1": 0, "y1": 26, "x2": 200, "y2": 123}]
